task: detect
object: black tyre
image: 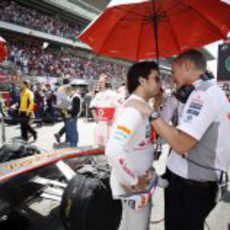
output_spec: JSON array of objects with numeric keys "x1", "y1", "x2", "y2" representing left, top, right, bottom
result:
[{"x1": 60, "y1": 172, "x2": 122, "y2": 230}]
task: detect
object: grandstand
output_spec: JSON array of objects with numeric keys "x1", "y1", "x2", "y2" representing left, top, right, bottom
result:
[
  {"x1": 0, "y1": 0, "x2": 214, "y2": 90},
  {"x1": 0, "y1": 0, "x2": 131, "y2": 89}
]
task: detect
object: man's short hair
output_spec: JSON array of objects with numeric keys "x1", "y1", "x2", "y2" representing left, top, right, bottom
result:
[
  {"x1": 63, "y1": 78, "x2": 70, "y2": 85},
  {"x1": 127, "y1": 61, "x2": 159, "y2": 94},
  {"x1": 23, "y1": 80, "x2": 29, "y2": 88},
  {"x1": 174, "y1": 49, "x2": 207, "y2": 71}
]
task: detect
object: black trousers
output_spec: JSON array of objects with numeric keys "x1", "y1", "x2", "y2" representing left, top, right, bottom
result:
[
  {"x1": 164, "y1": 169, "x2": 218, "y2": 230},
  {"x1": 20, "y1": 112, "x2": 36, "y2": 141},
  {"x1": 58, "y1": 126, "x2": 65, "y2": 137}
]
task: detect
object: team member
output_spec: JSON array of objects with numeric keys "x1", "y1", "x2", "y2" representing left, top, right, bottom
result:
[
  {"x1": 19, "y1": 80, "x2": 37, "y2": 142},
  {"x1": 136, "y1": 49, "x2": 230, "y2": 230},
  {"x1": 54, "y1": 78, "x2": 73, "y2": 143},
  {"x1": 64, "y1": 83, "x2": 82, "y2": 147},
  {"x1": 34, "y1": 82, "x2": 44, "y2": 126},
  {"x1": 54, "y1": 78, "x2": 70, "y2": 143},
  {"x1": 90, "y1": 74, "x2": 121, "y2": 146},
  {"x1": 105, "y1": 61, "x2": 162, "y2": 230}
]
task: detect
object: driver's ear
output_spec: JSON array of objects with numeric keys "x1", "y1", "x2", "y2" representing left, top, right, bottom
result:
[{"x1": 139, "y1": 76, "x2": 145, "y2": 86}]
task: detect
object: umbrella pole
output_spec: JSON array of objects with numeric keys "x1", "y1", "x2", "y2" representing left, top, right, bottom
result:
[
  {"x1": 152, "y1": 0, "x2": 159, "y2": 64},
  {"x1": 0, "y1": 102, "x2": 6, "y2": 144}
]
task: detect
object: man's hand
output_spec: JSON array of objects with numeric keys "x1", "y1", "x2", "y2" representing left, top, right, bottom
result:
[
  {"x1": 121, "y1": 167, "x2": 154, "y2": 193},
  {"x1": 91, "y1": 109, "x2": 99, "y2": 123},
  {"x1": 133, "y1": 173, "x2": 151, "y2": 192}
]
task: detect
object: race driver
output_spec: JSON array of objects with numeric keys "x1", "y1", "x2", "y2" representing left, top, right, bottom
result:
[{"x1": 105, "y1": 61, "x2": 162, "y2": 230}]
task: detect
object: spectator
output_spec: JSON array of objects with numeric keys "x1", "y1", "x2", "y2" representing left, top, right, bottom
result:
[
  {"x1": 64, "y1": 85, "x2": 82, "y2": 147},
  {"x1": 0, "y1": 0, "x2": 83, "y2": 40},
  {"x1": 34, "y1": 82, "x2": 44, "y2": 126},
  {"x1": 45, "y1": 83, "x2": 57, "y2": 123},
  {"x1": 7, "y1": 42, "x2": 128, "y2": 81}
]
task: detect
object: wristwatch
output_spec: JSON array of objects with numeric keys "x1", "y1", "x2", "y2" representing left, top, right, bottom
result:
[{"x1": 149, "y1": 110, "x2": 160, "y2": 122}]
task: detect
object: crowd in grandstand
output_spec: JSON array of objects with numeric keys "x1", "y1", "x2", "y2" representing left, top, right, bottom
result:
[
  {"x1": 0, "y1": 0, "x2": 174, "y2": 89},
  {"x1": 0, "y1": 0, "x2": 83, "y2": 40},
  {"x1": 7, "y1": 41, "x2": 128, "y2": 81}
]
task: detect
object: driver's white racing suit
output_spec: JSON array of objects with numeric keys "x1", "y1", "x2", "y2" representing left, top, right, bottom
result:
[{"x1": 105, "y1": 94, "x2": 154, "y2": 230}]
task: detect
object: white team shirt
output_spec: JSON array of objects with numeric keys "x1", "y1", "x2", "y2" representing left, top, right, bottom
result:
[
  {"x1": 56, "y1": 86, "x2": 71, "y2": 110},
  {"x1": 167, "y1": 79, "x2": 230, "y2": 181},
  {"x1": 105, "y1": 94, "x2": 154, "y2": 197},
  {"x1": 90, "y1": 89, "x2": 122, "y2": 122},
  {"x1": 90, "y1": 89, "x2": 121, "y2": 108}
]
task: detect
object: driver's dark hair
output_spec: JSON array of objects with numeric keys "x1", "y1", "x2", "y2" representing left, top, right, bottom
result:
[{"x1": 127, "y1": 61, "x2": 159, "y2": 94}]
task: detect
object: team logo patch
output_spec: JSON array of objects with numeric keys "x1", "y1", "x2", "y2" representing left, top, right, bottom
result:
[
  {"x1": 189, "y1": 101, "x2": 203, "y2": 110},
  {"x1": 186, "y1": 101, "x2": 203, "y2": 117},
  {"x1": 190, "y1": 97, "x2": 204, "y2": 105},
  {"x1": 114, "y1": 130, "x2": 129, "y2": 140},
  {"x1": 116, "y1": 125, "x2": 132, "y2": 135},
  {"x1": 183, "y1": 114, "x2": 193, "y2": 123},
  {"x1": 186, "y1": 109, "x2": 200, "y2": 116}
]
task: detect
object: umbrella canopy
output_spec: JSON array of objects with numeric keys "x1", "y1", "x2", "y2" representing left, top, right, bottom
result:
[
  {"x1": 0, "y1": 36, "x2": 7, "y2": 62},
  {"x1": 79, "y1": 0, "x2": 230, "y2": 61}
]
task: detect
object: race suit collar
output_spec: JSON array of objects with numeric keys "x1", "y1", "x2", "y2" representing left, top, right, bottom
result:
[{"x1": 130, "y1": 94, "x2": 148, "y2": 104}]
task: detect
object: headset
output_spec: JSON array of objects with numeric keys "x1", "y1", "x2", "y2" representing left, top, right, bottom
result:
[{"x1": 174, "y1": 71, "x2": 214, "y2": 103}]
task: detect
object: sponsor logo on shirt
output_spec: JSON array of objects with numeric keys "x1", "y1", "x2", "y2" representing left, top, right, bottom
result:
[
  {"x1": 113, "y1": 130, "x2": 129, "y2": 140},
  {"x1": 139, "y1": 141, "x2": 146, "y2": 147},
  {"x1": 138, "y1": 194, "x2": 148, "y2": 209},
  {"x1": 116, "y1": 125, "x2": 132, "y2": 135},
  {"x1": 113, "y1": 125, "x2": 132, "y2": 140},
  {"x1": 186, "y1": 101, "x2": 203, "y2": 117},
  {"x1": 190, "y1": 97, "x2": 204, "y2": 104},
  {"x1": 134, "y1": 139, "x2": 152, "y2": 150},
  {"x1": 186, "y1": 109, "x2": 200, "y2": 116},
  {"x1": 189, "y1": 102, "x2": 203, "y2": 110},
  {"x1": 119, "y1": 158, "x2": 136, "y2": 179},
  {"x1": 184, "y1": 115, "x2": 193, "y2": 123}
]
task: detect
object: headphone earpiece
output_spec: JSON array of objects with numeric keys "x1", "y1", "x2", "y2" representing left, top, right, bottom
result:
[
  {"x1": 200, "y1": 71, "x2": 214, "y2": 81},
  {"x1": 174, "y1": 85, "x2": 195, "y2": 104},
  {"x1": 175, "y1": 71, "x2": 213, "y2": 104}
]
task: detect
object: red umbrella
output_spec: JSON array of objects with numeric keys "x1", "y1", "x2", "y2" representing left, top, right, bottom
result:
[
  {"x1": 79, "y1": 0, "x2": 230, "y2": 61},
  {"x1": 0, "y1": 36, "x2": 8, "y2": 62}
]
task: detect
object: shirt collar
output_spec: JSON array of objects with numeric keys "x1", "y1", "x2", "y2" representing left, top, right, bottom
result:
[
  {"x1": 192, "y1": 79, "x2": 203, "y2": 88},
  {"x1": 192, "y1": 78, "x2": 215, "y2": 89},
  {"x1": 130, "y1": 94, "x2": 148, "y2": 104}
]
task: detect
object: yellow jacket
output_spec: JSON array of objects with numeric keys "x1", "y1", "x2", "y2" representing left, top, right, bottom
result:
[{"x1": 19, "y1": 88, "x2": 34, "y2": 113}]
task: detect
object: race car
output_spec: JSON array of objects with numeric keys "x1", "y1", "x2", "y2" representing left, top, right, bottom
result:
[{"x1": 0, "y1": 143, "x2": 121, "y2": 230}]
